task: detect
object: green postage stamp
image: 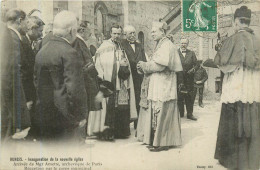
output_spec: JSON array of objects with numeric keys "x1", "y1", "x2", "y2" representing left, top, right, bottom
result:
[{"x1": 182, "y1": 0, "x2": 217, "y2": 32}]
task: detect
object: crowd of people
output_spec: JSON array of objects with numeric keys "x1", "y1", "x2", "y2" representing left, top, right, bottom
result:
[{"x1": 0, "y1": 5, "x2": 259, "y2": 170}]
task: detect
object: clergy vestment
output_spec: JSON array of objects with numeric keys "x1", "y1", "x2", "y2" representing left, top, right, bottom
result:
[
  {"x1": 121, "y1": 39, "x2": 146, "y2": 117},
  {"x1": 136, "y1": 74, "x2": 150, "y2": 142},
  {"x1": 214, "y1": 28, "x2": 260, "y2": 170},
  {"x1": 140, "y1": 37, "x2": 183, "y2": 147},
  {"x1": 92, "y1": 39, "x2": 137, "y2": 139}
]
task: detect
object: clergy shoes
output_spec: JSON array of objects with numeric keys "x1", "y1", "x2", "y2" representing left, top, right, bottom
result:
[
  {"x1": 187, "y1": 115, "x2": 197, "y2": 121},
  {"x1": 146, "y1": 145, "x2": 153, "y2": 149},
  {"x1": 149, "y1": 146, "x2": 169, "y2": 152}
]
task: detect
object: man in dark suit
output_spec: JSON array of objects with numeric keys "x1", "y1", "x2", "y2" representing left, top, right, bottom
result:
[
  {"x1": 21, "y1": 16, "x2": 45, "y2": 138},
  {"x1": 34, "y1": 11, "x2": 87, "y2": 141},
  {"x1": 26, "y1": 16, "x2": 45, "y2": 52},
  {"x1": 177, "y1": 38, "x2": 198, "y2": 121},
  {"x1": 72, "y1": 21, "x2": 101, "y2": 113},
  {"x1": 71, "y1": 21, "x2": 102, "y2": 138},
  {"x1": 1, "y1": 9, "x2": 31, "y2": 141},
  {"x1": 121, "y1": 25, "x2": 146, "y2": 129},
  {"x1": 34, "y1": 23, "x2": 53, "y2": 53}
]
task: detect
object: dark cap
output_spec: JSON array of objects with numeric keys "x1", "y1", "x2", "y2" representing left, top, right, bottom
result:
[{"x1": 234, "y1": 6, "x2": 251, "y2": 19}]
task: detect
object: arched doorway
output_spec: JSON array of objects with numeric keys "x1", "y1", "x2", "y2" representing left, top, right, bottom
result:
[
  {"x1": 94, "y1": 2, "x2": 108, "y2": 42},
  {"x1": 138, "y1": 31, "x2": 144, "y2": 46},
  {"x1": 96, "y1": 10, "x2": 103, "y2": 35}
]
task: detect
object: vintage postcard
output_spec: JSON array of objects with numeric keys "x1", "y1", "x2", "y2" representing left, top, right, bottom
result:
[{"x1": 0, "y1": 0, "x2": 260, "y2": 170}]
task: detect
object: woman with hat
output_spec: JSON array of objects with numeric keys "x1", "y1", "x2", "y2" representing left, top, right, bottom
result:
[
  {"x1": 137, "y1": 21, "x2": 183, "y2": 151},
  {"x1": 214, "y1": 6, "x2": 260, "y2": 170}
]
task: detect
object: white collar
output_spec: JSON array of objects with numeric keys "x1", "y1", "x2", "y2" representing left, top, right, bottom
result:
[
  {"x1": 180, "y1": 48, "x2": 187, "y2": 53},
  {"x1": 8, "y1": 26, "x2": 22, "y2": 40},
  {"x1": 60, "y1": 37, "x2": 71, "y2": 44},
  {"x1": 109, "y1": 38, "x2": 113, "y2": 43},
  {"x1": 26, "y1": 34, "x2": 31, "y2": 44},
  {"x1": 77, "y1": 34, "x2": 84, "y2": 41},
  {"x1": 109, "y1": 38, "x2": 119, "y2": 44},
  {"x1": 77, "y1": 34, "x2": 87, "y2": 46},
  {"x1": 127, "y1": 39, "x2": 135, "y2": 44}
]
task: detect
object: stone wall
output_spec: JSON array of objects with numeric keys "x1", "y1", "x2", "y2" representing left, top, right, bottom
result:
[
  {"x1": 170, "y1": 29, "x2": 200, "y2": 56},
  {"x1": 103, "y1": 1, "x2": 124, "y2": 37},
  {"x1": 127, "y1": 1, "x2": 178, "y2": 56}
]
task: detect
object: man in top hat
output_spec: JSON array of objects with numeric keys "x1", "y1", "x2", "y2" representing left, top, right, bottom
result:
[
  {"x1": 193, "y1": 60, "x2": 208, "y2": 108},
  {"x1": 177, "y1": 38, "x2": 198, "y2": 120},
  {"x1": 214, "y1": 6, "x2": 260, "y2": 170},
  {"x1": 121, "y1": 25, "x2": 146, "y2": 129}
]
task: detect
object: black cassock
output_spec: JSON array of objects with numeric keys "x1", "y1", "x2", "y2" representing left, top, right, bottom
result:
[{"x1": 121, "y1": 39, "x2": 146, "y2": 128}]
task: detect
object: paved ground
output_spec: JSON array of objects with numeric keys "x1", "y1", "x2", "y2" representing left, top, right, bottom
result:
[{"x1": 0, "y1": 99, "x2": 226, "y2": 170}]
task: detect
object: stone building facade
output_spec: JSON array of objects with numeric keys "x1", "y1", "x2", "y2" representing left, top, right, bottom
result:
[
  {"x1": 162, "y1": 0, "x2": 260, "y2": 92},
  {"x1": 1, "y1": 0, "x2": 177, "y2": 52},
  {"x1": 1, "y1": 0, "x2": 260, "y2": 93},
  {"x1": 126, "y1": 1, "x2": 179, "y2": 54}
]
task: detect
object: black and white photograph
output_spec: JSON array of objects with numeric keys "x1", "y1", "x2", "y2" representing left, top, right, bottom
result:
[{"x1": 0, "y1": 0, "x2": 260, "y2": 169}]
